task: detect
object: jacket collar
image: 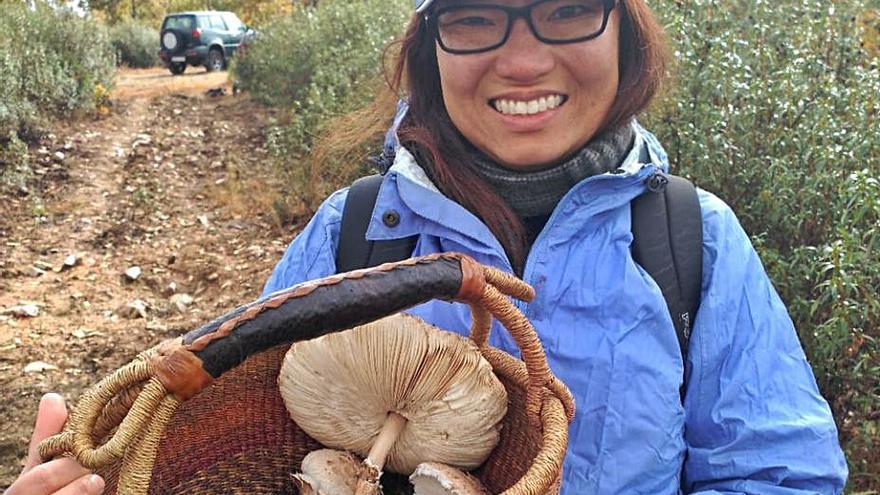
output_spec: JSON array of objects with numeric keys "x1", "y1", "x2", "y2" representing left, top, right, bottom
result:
[{"x1": 367, "y1": 121, "x2": 669, "y2": 251}]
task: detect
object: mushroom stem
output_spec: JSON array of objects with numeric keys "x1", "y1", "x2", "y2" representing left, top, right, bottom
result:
[
  {"x1": 366, "y1": 411, "x2": 408, "y2": 471},
  {"x1": 354, "y1": 413, "x2": 408, "y2": 495}
]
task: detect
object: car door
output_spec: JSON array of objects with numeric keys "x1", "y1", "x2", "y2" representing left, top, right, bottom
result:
[
  {"x1": 220, "y1": 13, "x2": 247, "y2": 54},
  {"x1": 207, "y1": 14, "x2": 234, "y2": 57}
]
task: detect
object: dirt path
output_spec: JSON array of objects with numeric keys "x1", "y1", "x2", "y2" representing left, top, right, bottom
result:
[{"x1": 0, "y1": 67, "x2": 292, "y2": 487}]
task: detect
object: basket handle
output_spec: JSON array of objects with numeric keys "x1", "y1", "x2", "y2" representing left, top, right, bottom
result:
[
  {"x1": 466, "y1": 280, "x2": 576, "y2": 427},
  {"x1": 176, "y1": 253, "x2": 516, "y2": 380},
  {"x1": 174, "y1": 252, "x2": 572, "y2": 425}
]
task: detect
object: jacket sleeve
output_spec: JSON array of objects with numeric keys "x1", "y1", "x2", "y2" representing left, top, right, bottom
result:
[
  {"x1": 683, "y1": 191, "x2": 848, "y2": 495},
  {"x1": 261, "y1": 188, "x2": 347, "y2": 297}
]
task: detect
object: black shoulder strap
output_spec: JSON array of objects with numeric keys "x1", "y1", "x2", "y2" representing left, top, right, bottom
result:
[
  {"x1": 336, "y1": 174, "x2": 417, "y2": 273},
  {"x1": 631, "y1": 173, "x2": 703, "y2": 361}
]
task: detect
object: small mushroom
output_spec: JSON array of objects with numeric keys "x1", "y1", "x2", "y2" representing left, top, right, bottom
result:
[
  {"x1": 292, "y1": 473, "x2": 320, "y2": 495},
  {"x1": 292, "y1": 449, "x2": 361, "y2": 495},
  {"x1": 409, "y1": 462, "x2": 488, "y2": 495},
  {"x1": 278, "y1": 313, "x2": 507, "y2": 493}
]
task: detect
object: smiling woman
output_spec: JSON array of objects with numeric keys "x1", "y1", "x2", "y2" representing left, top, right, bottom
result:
[
  {"x1": 434, "y1": 0, "x2": 621, "y2": 167},
  {"x1": 259, "y1": 0, "x2": 850, "y2": 493},
  {"x1": 384, "y1": 0, "x2": 667, "y2": 269}
]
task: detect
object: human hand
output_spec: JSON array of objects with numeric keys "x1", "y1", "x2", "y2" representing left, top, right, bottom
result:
[{"x1": 3, "y1": 393, "x2": 105, "y2": 495}]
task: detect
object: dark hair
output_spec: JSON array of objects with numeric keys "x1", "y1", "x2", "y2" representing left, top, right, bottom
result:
[{"x1": 318, "y1": 0, "x2": 671, "y2": 274}]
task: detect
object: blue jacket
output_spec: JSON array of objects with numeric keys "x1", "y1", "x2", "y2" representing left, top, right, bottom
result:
[{"x1": 262, "y1": 124, "x2": 847, "y2": 494}]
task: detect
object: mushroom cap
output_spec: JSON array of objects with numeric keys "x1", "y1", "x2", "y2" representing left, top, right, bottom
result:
[
  {"x1": 409, "y1": 462, "x2": 488, "y2": 495},
  {"x1": 278, "y1": 313, "x2": 508, "y2": 474},
  {"x1": 296, "y1": 449, "x2": 361, "y2": 495}
]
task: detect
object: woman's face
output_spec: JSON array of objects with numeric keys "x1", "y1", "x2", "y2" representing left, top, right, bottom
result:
[{"x1": 435, "y1": 0, "x2": 620, "y2": 169}]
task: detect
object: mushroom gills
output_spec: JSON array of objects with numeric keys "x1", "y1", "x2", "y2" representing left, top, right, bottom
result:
[
  {"x1": 409, "y1": 462, "x2": 488, "y2": 495},
  {"x1": 279, "y1": 313, "x2": 508, "y2": 475},
  {"x1": 294, "y1": 449, "x2": 362, "y2": 495}
]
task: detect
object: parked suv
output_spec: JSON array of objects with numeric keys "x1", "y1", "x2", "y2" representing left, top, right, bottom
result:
[{"x1": 158, "y1": 11, "x2": 251, "y2": 75}]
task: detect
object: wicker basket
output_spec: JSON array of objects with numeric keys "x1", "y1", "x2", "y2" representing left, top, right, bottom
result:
[{"x1": 40, "y1": 253, "x2": 575, "y2": 495}]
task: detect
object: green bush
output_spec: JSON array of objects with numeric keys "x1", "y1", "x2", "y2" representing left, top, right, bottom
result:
[
  {"x1": 111, "y1": 20, "x2": 160, "y2": 68},
  {"x1": 0, "y1": 132, "x2": 31, "y2": 191},
  {"x1": 0, "y1": 2, "x2": 115, "y2": 190},
  {"x1": 644, "y1": 0, "x2": 879, "y2": 490},
  {"x1": 0, "y1": 2, "x2": 115, "y2": 136},
  {"x1": 232, "y1": 0, "x2": 410, "y2": 209}
]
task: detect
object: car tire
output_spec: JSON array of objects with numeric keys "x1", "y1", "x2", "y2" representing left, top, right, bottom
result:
[
  {"x1": 205, "y1": 48, "x2": 224, "y2": 72},
  {"x1": 161, "y1": 30, "x2": 182, "y2": 51},
  {"x1": 169, "y1": 62, "x2": 186, "y2": 75}
]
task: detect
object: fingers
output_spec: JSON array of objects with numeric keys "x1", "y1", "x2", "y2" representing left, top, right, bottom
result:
[
  {"x1": 53, "y1": 473, "x2": 105, "y2": 495},
  {"x1": 10, "y1": 394, "x2": 104, "y2": 495},
  {"x1": 24, "y1": 393, "x2": 69, "y2": 473},
  {"x1": 5, "y1": 458, "x2": 102, "y2": 495}
]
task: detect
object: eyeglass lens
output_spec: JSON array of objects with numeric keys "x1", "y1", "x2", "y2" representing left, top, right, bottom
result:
[{"x1": 437, "y1": 0, "x2": 610, "y2": 53}]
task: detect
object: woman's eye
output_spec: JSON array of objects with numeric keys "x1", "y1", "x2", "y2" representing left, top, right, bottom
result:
[
  {"x1": 450, "y1": 15, "x2": 495, "y2": 27},
  {"x1": 549, "y1": 5, "x2": 589, "y2": 20}
]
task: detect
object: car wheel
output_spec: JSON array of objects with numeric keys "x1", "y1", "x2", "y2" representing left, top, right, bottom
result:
[
  {"x1": 169, "y1": 62, "x2": 186, "y2": 76},
  {"x1": 205, "y1": 48, "x2": 224, "y2": 72},
  {"x1": 161, "y1": 30, "x2": 181, "y2": 51}
]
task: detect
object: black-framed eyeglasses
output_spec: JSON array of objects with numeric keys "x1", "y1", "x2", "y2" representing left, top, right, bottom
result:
[{"x1": 426, "y1": 0, "x2": 617, "y2": 55}]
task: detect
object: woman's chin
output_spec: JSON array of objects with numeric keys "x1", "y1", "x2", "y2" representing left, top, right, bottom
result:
[{"x1": 485, "y1": 146, "x2": 574, "y2": 171}]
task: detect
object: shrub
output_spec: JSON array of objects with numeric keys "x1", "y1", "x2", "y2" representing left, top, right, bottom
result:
[
  {"x1": 0, "y1": 2, "x2": 115, "y2": 137},
  {"x1": 0, "y1": 1, "x2": 115, "y2": 191},
  {"x1": 232, "y1": 0, "x2": 410, "y2": 212},
  {"x1": 644, "y1": 0, "x2": 880, "y2": 490},
  {"x1": 110, "y1": 19, "x2": 160, "y2": 68},
  {"x1": 0, "y1": 132, "x2": 31, "y2": 191}
]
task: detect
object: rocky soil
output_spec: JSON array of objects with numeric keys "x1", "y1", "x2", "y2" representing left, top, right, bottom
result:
[{"x1": 0, "y1": 67, "x2": 295, "y2": 488}]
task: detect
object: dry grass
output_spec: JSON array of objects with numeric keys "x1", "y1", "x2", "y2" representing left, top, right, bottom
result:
[
  {"x1": 208, "y1": 177, "x2": 282, "y2": 223},
  {"x1": 112, "y1": 67, "x2": 232, "y2": 100}
]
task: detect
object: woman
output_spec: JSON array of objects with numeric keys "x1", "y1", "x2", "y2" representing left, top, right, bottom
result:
[
  {"x1": 8, "y1": 0, "x2": 847, "y2": 494},
  {"x1": 263, "y1": 0, "x2": 848, "y2": 493}
]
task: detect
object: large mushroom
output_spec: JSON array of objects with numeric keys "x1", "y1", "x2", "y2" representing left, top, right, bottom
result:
[{"x1": 278, "y1": 313, "x2": 508, "y2": 494}]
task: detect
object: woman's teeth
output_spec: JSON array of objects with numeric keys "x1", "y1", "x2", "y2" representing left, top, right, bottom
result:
[{"x1": 492, "y1": 95, "x2": 565, "y2": 115}]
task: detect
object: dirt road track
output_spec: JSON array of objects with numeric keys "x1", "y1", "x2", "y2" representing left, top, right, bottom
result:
[{"x1": 0, "y1": 67, "x2": 292, "y2": 487}]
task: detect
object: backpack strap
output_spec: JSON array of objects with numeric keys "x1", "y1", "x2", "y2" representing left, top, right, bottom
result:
[
  {"x1": 335, "y1": 174, "x2": 417, "y2": 273},
  {"x1": 631, "y1": 172, "x2": 703, "y2": 362},
  {"x1": 336, "y1": 169, "x2": 704, "y2": 365}
]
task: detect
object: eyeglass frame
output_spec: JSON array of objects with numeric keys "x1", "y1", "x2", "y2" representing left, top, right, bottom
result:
[{"x1": 425, "y1": 0, "x2": 618, "y2": 55}]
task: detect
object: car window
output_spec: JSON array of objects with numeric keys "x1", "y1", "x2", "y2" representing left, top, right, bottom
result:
[
  {"x1": 163, "y1": 16, "x2": 194, "y2": 31},
  {"x1": 209, "y1": 15, "x2": 226, "y2": 30},
  {"x1": 221, "y1": 13, "x2": 244, "y2": 32}
]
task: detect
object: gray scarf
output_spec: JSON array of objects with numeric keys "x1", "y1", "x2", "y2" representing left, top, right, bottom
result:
[{"x1": 470, "y1": 123, "x2": 635, "y2": 218}]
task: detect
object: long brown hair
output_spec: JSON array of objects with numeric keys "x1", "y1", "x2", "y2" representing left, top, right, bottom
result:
[{"x1": 317, "y1": 0, "x2": 671, "y2": 274}]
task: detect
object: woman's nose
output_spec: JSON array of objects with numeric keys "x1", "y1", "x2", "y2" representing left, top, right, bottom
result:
[{"x1": 494, "y1": 18, "x2": 556, "y2": 82}]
